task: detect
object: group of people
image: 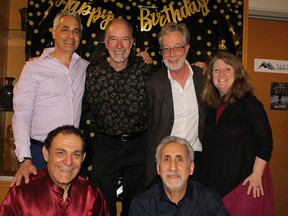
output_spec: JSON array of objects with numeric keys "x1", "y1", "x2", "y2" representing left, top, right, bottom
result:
[{"x1": 0, "y1": 10, "x2": 274, "y2": 216}]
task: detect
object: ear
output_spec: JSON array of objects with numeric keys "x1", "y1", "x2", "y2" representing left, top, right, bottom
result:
[
  {"x1": 104, "y1": 38, "x2": 109, "y2": 49},
  {"x1": 129, "y1": 38, "x2": 134, "y2": 48},
  {"x1": 189, "y1": 162, "x2": 195, "y2": 175},
  {"x1": 82, "y1": 152, "x2": 86, "y2": 162},
  {"x1": 156, "y1": 163, "x2": 160, "y2": 175},
  {"x1": 52, "y1": 30, "x2": 56, "y2": 40},
  {"x1": 185, "y1": 44, "x2": 190, "y2": 53},
  {"x1": 42, "y1": 146, "x2": 49, "y2": 162}
]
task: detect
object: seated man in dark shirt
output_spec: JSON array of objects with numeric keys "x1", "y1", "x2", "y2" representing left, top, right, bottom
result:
[
  {"x1": 0, "y1": 125, "x2": 109, "y2": 216},
  {"x1": 129, "y1": 136, "x2": 229, "y2": 216}
]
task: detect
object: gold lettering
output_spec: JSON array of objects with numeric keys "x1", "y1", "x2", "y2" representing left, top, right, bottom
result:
[
  {"x1": 167, "y1": 3, "x2": 182, "y2": 23},
  {"x1": 77, "y1": 3, "x2": 92, "y2": 16},
  {"x1": 100, "y1": 12, "x2": 114, "y2": 30},
  {"x1": 62, "y1": 0, "x2": 81, "y2": 12},
  {"x1": 52, "y1": 0, "x2": 114, "y2": 28},
  {"x1": 161, "y1": 5, "x2": 172, "y2": 25},
  {"x1": 140, "y1": 8, "x2": 152, "y2": 32},
  {"x1": 51, "y1": 0, "x2": 210, "y2": 32},
  {"x1": 140, "y1": 0, "x2": 211, "y2": 31},
  {"x1": 199, "y1": 0, "x2": 210, "y2": 16},
  {"x1": 180, "y1": 0, "x2": 191, "y2": 19},
  {"x1": 54, "y1": 0, "x2": 66, "y2": 7}
]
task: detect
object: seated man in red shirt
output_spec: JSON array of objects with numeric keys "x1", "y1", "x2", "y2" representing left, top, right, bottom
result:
[{"x1": 0, "y1": 125, "x2": 109, "y2": 216}]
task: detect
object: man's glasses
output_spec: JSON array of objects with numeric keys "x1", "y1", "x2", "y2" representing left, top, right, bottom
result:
[{"x1": 160, "y1": 46, "x2": 186, "y2": 54}]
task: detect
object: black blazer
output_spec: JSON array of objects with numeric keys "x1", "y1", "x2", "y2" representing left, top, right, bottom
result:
[{"x1": 144, "y1": 64, "x2": 207, "y2": 186}]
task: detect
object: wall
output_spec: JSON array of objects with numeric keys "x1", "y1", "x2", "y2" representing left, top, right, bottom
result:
[
  {"x1": 247, "y1": 18, "x2": 288, "y2": 216},
  {"x1": 0, "y1": 0, "x2": 27, "y2": 198},
  {"x1": 249, "y1": 0, "x2": 288, "y2": 20},
  {"x1": 3, "y1": 0, "x2": 27, "y2": 168},
  {"x1": 0, "y1": 2, "x2": 287, "y2": 215}
]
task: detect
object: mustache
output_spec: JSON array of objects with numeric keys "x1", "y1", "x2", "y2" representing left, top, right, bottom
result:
[
  {"x1": 165, "y1": 171, "x2": 181, "y2": 177},
  {"x1": 58, "y1": 166, "x2": 73, "y2": 173},
  {"x1": 112, "y1": 48, "x2": 126, "y2": 51}
]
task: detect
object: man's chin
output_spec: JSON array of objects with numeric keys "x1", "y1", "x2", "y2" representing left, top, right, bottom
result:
[{"x1": 111, "y1": 56, "x2": 128, "y2": 63}]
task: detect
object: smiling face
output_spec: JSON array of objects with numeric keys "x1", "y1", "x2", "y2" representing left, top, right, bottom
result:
[
  {"x1": 157, "y1": 142, "x2": 194, "y2": 192},
  {"x1": 212, "y1": 59, "x2": 236, "y2": 96},
  {"x1": 52, "y1": 15, "x2": 81, "y2": 55},
  {"x1": 104, "y1": 20, "x2": 134, "y2": 65},
  {"x1": 161, "y1": 31, "x2": 189, "y2": 72},
  {"x1": 43, "y1": 133, "x2": 85, "y2": 189}
]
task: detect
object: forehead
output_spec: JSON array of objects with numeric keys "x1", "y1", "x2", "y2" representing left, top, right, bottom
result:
[
  {"x1": 213, "y1": 58, "x2": 231, "y2": 67},
  {"x1": 162, "y1": 31, "x2": 184, "y2": 45},
  {"x1": 58, "y1": 16, "x2": 80, "y2": 28},
  {"x1": 161, "y1": 142, "x2": 187, "y2": 157},
  {"x1": 107, "y1": 22, "x2": 130, "y2": 36},
  {"x1": 51, "y1": 133, "x2": 83, "y2": 150},
  {"x1": 107, "y1": 22, "x2": 131, "y2": 37}
]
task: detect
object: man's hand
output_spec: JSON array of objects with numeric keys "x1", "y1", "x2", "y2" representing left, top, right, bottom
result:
[
  {"x1": 137, "y1": 50, "x2": 153, "y2": 64},
  {"x1": 10, "y1": 160, "x2": 37, "y2": 187},
  {"x1": 192, "y1": 62, "x2": 208, "y2": 75}
]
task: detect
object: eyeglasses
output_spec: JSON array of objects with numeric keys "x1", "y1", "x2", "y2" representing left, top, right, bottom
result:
[{"x1": 160, "y1": 46, "x2": 186, "y2": 54}]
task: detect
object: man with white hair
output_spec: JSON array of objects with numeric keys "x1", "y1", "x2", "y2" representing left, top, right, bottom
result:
[{"x1": 129, "y1": 136, "x2": 229, "y2": 216}]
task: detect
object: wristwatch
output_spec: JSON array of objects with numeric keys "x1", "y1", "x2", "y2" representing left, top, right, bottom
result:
[{"x1": 18, "y1": 157, "x2": 32, "y2": 163}]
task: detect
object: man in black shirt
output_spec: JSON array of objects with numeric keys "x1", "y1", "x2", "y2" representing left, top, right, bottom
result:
[
  {"x1": 84, "y1": 18, "x2": 154, "y2": 216},
  {"x1": 129, "y1": 136, "x2": 229, "y2": 216}
]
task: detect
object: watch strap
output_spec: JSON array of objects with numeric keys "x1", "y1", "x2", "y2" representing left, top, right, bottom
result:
[{"x1": 19, "y1": 157, "x2": 32, "y2": 163}]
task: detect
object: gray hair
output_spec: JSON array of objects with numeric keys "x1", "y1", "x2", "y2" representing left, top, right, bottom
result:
[
  {"x1": 104, "y1": 18, "x2": 133, "y2": 41},
  {"x1": 53, "y1": 11, "x2": 83, "y2": 35},
  {"x1": 155, "y1": 136, "x2": 194, "y2": 165},
  {"x1": 158, "y1": 22, "x2": 191, "y2": 48}
]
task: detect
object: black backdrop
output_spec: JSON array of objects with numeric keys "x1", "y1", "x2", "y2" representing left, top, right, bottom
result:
[
  {"x1": 25, "y1": 0, "x2": 244, "y2": 184},
  {"x1": 25, "y1": 0, "x2": 244, "y2": 64}
]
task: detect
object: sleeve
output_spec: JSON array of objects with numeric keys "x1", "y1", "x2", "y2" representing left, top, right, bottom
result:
[
  {"x1": 144, "y1": 80, "x2": 153, "y2": 130},
  {"x1": 135, "y1": 56, "x2": 157, "y2": 77},
  {"x1": 245, "y1": 95, "x2": 273, "y2": 161},
  {"x1": 92, "y1": 188, "x2": 110, "y2": 216},
  {"x1": 0, "y1": 188, "x2": 21, "y2": 216},
  {"x1": 128, "y1": 199, "x2": 147, "y2": 216},
  {"x1": 12, "y1": 63, "x2": 38, "y2": 159},
  {"x1": 201, "y1": 189, "x2": 230, "y2": 216}
]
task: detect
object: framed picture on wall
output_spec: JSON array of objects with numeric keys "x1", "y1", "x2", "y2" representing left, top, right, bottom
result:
[{"x1": 270, "y1": 82, "x2": 288, "y2": 110}]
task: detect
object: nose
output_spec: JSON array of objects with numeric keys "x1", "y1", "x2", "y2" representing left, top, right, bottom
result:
[
  {"x1": 63, "y1": 154, "x2": 73, "y2": 166},
  {"x1": 219, "y1": 69, "x2": 225, "y2": 76},
  {"x1": 67, "y1": 30, "x2": 74, "y2": 38},
  {"x1": 169, "y1": 48, "x2": 176, "y2": 55},
  {"x1": 116, "y1": 39, "x2": 123, "y2": 48},
  {"x1": 169, "y1": 160, "x2": 177, "y2": 171}
]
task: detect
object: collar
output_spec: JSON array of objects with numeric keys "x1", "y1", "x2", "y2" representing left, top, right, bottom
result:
[
  {"x1": 158, "y1": 180, "x2": 193, "y2": 204},
  {"x1": 40, "y1": 168, "x2": 73, "y2": 204},
  {"x1": 41, "y1": 47, "x2": 81, "y2": 62}
]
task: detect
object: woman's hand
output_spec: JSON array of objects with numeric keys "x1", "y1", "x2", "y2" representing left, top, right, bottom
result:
[
  {"x1": 242, "y1": 172, "x2": 264, "y2": 198},
  {"x1": 242, "y1": 157, "x2": 267, "y2": 198}
]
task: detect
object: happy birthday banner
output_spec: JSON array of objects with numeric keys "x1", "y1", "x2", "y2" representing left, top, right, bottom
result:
[{"x1": 25, "y1": 0, "x2": 244, "y2": 65}]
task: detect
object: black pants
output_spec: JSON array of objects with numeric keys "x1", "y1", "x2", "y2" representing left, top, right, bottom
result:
[{"x1": 91, "y1": 132, "x2": 146, "y2": 216}]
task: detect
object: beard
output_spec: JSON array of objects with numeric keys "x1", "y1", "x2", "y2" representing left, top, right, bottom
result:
[
  {"x1": 162, "y1": 171, "x2": 186, "y2": 191},
  {"x1": 163, "y1": 57, "x2": 186, "y2": 72},
  {"x1": 109, "y1": 48, "x2": 130, "y2": 63}
]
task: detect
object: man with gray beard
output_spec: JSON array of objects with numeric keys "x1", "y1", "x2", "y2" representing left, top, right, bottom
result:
[{"x1": 129, "y1": 136, "x2": 229, "y2": 216}]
